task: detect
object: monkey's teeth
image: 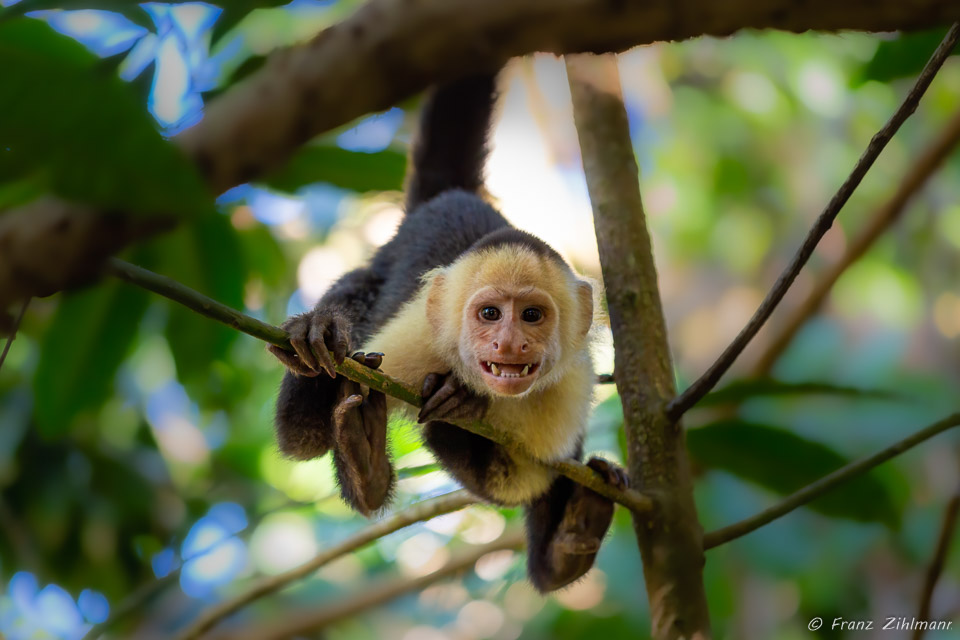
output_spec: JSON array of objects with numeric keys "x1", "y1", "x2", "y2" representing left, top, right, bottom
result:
[
  {"x1": 521, "y1": 365, "x2": 529, "y2": 376},
  {"x1": 490, "y1": 363, "x2": 501, "y2": 376}
]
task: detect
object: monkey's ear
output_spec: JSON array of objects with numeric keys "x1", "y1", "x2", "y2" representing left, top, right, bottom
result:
[
  {"x1": 425, "y1": 273, "x2": 447, "y2": 331},
  {"x1": 575, "y1": 280, "x2": 594, "y2": 339}
]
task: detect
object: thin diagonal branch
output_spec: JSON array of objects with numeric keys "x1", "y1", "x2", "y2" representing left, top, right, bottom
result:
[
  {"x1": 176, "y1": 490, "x2": 477, "y2": 640},
  {"x1": 0, "y1": 298, "x2": 29, "y2": 372},
  {"x1": 667, "y1": 23, "x2": 960, "y2": 420},
  {"x1": 216, "y1": 529, "x2": 526, "y2": 640},
  {"x1": 914, "y1": 486, "x2": 960, "y2": 640},
  {"x1": 754, "y1": 105, "x2": 960, "y2": 376},
  {"x1": 106, "y1": 258, "x2": 656, "y2": 515},
  {"x1": 703, "y1": 413, "x2": 960, "y2": 549}
]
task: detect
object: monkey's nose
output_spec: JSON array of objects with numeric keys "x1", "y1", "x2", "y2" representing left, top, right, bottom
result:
[{"x1": 492, "y1": 339, "x2": 528, "y2": 356}]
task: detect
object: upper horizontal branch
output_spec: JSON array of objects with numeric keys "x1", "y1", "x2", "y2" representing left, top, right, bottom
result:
[
  {"x1": 178, "y1": 0, "x2": 960, "y2": 193},
  {"x1": 106, "y1": 258, "x2": 656, "y2": 514},
  {"x1": 3, "y1": 2, "x2": 960, "y2": 313}
]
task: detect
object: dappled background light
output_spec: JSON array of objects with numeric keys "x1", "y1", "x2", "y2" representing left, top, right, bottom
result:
[{"x1": 2, "y1": 3, "x2": 960, "y2": 639}]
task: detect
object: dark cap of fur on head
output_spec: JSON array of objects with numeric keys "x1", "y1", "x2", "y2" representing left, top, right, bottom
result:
[{"x1": 467, "y1": 227, "x2": 570, "y2": 269}]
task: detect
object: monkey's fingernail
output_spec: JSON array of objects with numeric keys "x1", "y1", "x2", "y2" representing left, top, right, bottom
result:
[{"x1": 368, "y1": 352, "x2": 384, "y2": 357}]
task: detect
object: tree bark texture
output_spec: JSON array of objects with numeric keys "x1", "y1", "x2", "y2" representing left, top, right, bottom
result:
[{"x1": 567, "y1": 54, "x2": 710, "y2": 640}]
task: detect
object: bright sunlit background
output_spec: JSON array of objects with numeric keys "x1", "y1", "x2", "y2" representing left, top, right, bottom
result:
[{"x1": 1, "y1": 1, "x2": 960, "y2": 639}]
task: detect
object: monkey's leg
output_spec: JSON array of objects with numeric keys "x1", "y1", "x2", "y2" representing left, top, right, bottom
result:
[
  {"x1": 271, "y1": 305, "x2": 375, "y2": 461},
  {"x1": 331, "y1": 362, "x2": 393, "y2": 516},
  {"x1": 526, "y1": 458, "x2": 627, "y2": 592}
]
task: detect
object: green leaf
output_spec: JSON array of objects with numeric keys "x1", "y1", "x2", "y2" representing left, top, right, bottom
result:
[
  {"x1": 209, "y1": 0, "x2": 291, "y2": 44},
  {"x1": 33, "y1": 281, "x2": 149, "y2": 437},
  {"x1": 698, "y1": 378, "x2": 897, "y2": 407},
  {"x1": 687, "y1": 419, "x2": 900, "y2": 527},
  {"x1": 0, "y1": 19, "x2": 211, "y2": 217},
  {"x1": 151, "y1": 214, "x2": 246, "y2": 385},
  {"x1": 262, "y1": 145, "x2": 407, "y2": 194},
  {"x1": 397, "y1": 463, "x2": 440, "y2": 479},
  {"x1": 857, "y1": 27, "x2": 956, "y2": 85},
  {"x1": 0, "y1": 175, "x2": 47, "y2": 212}
]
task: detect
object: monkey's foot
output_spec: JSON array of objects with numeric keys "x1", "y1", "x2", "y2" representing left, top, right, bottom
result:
[
  {"x1": 332, "y1": 379, "x2": 394, "y2": 515},
  {"x1": 418, "y1": 372, "x2": 489, "y2": 424},
  {"x1": 552, "y1": 457, "x2": 625, "y2": 555},
  {"x1": 268, "y1": 307, "x2": 352, "y2": 378},
  {"x1": 585, "y1": 457, "x2": 629, "y2": 493},
  {"x1": 538, "y1": 457, "x2": 624, "y2": 590}
]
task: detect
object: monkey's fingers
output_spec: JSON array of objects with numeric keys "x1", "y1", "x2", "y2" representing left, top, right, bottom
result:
[
  {"x1": 586, "y1": 457, "x2": 629, "y2": 491},
  {"x1": 418, "y1": 376, "x2": 461, "y2": 423},
  {"x1": 282, "y1": 315, "x2": 323, "y2": 374},
  {"x1": 328, "y1": 313, "x2": 351, "y2": 365},
  {"x1": 420, "y1": 372, "x2": 446, "y2": 400},
  {"x1": 350, "y1": 351, "x2": 384, "y2": 370},
  {"x1": 334, "y1": 393, "x2": 364, "y2": 425},
  {"x1": 267, "y1": 344, "x2": 320, "y2": 377},
  {"x1": 308, "y1": 321, "x2": 338, "y2": 379}
]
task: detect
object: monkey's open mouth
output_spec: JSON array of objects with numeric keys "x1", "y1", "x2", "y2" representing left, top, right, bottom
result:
[{"x1": 481, "y1": 361, "x2": 540, "y2": 379}]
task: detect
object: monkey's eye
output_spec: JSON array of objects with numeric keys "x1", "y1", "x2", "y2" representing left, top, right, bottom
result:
[
  {"x1": 480, "y1": 307, "x2": 502, "y2": 321},
  {"x1": 521, "y1": 308, "x2": 543, "y2": 323}
]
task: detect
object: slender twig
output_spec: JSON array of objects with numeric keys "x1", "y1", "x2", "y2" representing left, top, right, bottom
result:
[
  {"x1": 754, "y1": 106, "x2": 960, "y2": 375},
  {"x1": 667, "y1": 24, "x2": 960, "y2": 420},
  {"x1": 0, "y1": 298, "x2": 29, "y2": 372},
  {"x1": 106, "y1": 258, "x2": 655, "y2": 515},
  {"x1": 216, "y1": 530, "x2": 526, "y2": 640},
  {"x1": 176, "y1": 490, "x2": 477, "y2": 640},
  {"x1": 703, "y1": 413, "x2": 960, "y2": 549},
  {"x1": 913, "y1": 486, "x2": 960, "y2": 640}
]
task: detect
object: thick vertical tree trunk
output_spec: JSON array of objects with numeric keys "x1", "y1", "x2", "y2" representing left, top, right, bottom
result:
[{"x1": 567, "y1": 54, "x2": 711, "y2": 639}]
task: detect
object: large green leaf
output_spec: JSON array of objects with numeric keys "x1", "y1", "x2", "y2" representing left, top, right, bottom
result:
[
  {"x1": 699, "y1": 379, "x2": 897, "y2": 408},
  {"x1": 33, "y1": 281, "x2": 149, "y2": 437},
  {"x1": 262, "y1": 145, "x2": 407, "y2": 194},
  {"x1": 150, "y1": 214, "x2": 247, "y2": 385},
  {"x1": 687, "y1": 419, "x2": 900, "y2": 527},
  {"x1": 0, "y1": 19, "x2": 211, "y2": 216},
  {"x1": 857, "y1": 27, "x2": 956, "y2": 85}
]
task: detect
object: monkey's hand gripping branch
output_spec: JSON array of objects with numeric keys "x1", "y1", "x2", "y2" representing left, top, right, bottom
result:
[{"x1": 106, "y1": 258, "x2": 655, "y2": 515}]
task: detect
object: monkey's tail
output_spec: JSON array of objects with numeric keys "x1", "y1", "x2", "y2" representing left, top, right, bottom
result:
[{"x1": 404, "y1": 70, "x2": 499, "y2": 211}]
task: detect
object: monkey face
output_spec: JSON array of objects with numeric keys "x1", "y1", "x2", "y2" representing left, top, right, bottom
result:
[{"x1": 461, "y1": 285, "x2": 560, "y2": 396}]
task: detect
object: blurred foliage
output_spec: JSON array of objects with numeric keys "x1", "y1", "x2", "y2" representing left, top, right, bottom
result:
[{"x1": 1, "y1": 4, "x2": 960, "y2": 640}]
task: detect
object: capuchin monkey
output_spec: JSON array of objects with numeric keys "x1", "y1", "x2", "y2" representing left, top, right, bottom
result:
[{"x1": 269, "y1": 69, "x2": 627, "y2": 592}]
